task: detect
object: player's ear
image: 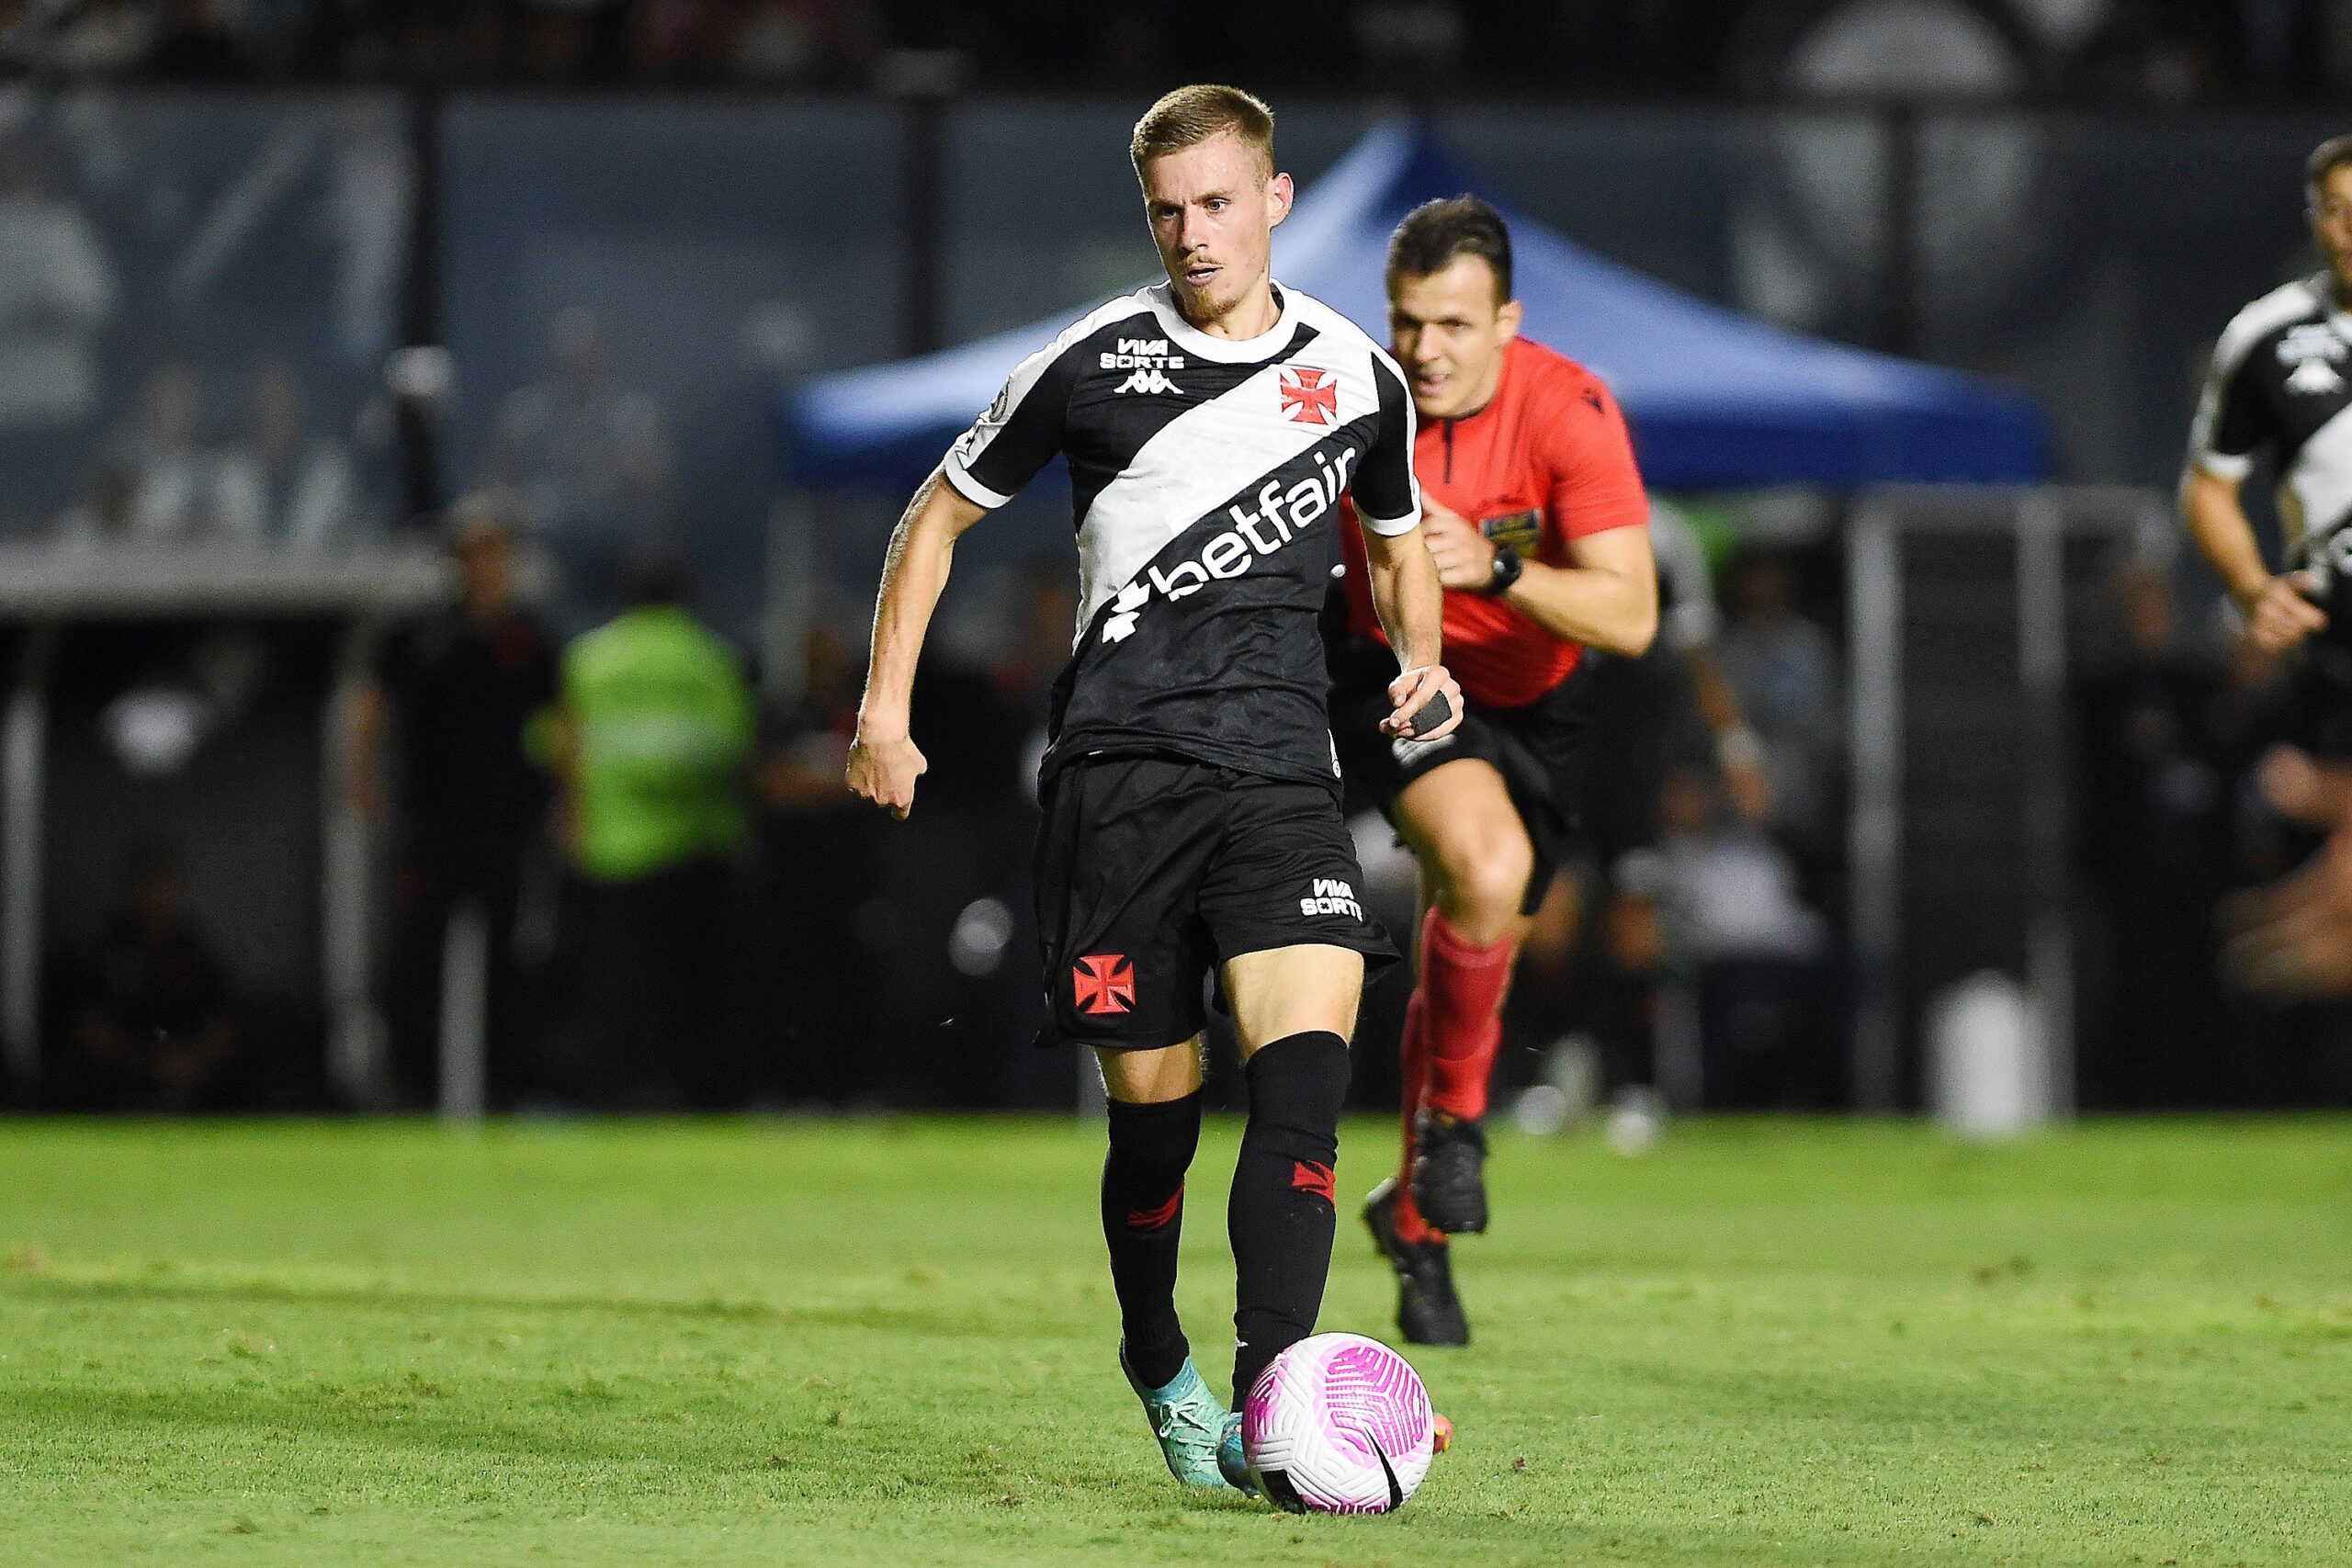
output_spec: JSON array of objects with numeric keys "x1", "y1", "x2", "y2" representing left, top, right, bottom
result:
[
  {"x1": 1266, "y1": 171, "x2": 1294, "y2": 229},
  {"x1": 1496, "y1": 298, "x2": 1524, "y2": 343}
]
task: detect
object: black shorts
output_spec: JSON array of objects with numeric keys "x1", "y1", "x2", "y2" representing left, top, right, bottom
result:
[
  {"x1": 2290, "y1": 641, "x2": 2352, "y2": 761},
  {"x1": 1328, "y1": 634, "x2": 1598, "y2": 918},
  {"x1": 1033, "y1": 754, "x2": 1399, "y2": 1051}
]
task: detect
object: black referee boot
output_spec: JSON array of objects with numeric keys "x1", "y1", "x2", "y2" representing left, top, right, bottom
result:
[
  {"x1": 1363, "y1": 1179, "x2": 1469, "y2": 1347},
  {"x1": 1411, "y1": 1111, "x2": 1490, "y2": 1235}
]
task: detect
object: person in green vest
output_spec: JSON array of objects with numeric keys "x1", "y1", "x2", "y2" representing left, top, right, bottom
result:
[{"x1": 538, "y1": 556, "x2": 755, "y2": 1109}]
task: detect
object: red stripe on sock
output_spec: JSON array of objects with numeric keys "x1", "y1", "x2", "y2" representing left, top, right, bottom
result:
[
  {"x1": 1125, "y1": 1187, "x2": 1182, "y2": 1232},
  {"x1": 1290, "y1": 1160, "x2": 1336, "y2": 1205}
]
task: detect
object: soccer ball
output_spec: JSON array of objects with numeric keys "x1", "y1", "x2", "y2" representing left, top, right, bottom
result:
[{"x1": 1240, "y1": 1332, "x2": 1436, "y2": 1514}]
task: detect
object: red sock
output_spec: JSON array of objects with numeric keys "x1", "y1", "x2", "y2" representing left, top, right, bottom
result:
[
  {"x1": 1419, "y1": 907, "x2": 1516, "y2": 1123},
  {"x1": 1392, "y1": 988, "x2": 1437, "y2": 1245}
]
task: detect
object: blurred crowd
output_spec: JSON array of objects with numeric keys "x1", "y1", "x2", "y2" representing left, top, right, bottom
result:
[
  {"x1": 1488, "y1": 508, "x2": 1849, "y2": 1118},
  {"x1": 9, "y1": 0, "x2": 2352, "y2": 102},
  {"x1": 2073, "y1": 551, "x2": 2352, "y2": 1107},
  {"x1": 34, "y1": 421, "x2": 1869, "y2": 1116},
  {"x1": 31, "y1": 339, "x2": 2352, "y2": 1114}
]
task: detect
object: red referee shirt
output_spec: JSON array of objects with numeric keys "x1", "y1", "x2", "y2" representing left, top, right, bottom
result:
[{"x1": 1340, "y1": 335, "x2": 1648, "y2": 709}]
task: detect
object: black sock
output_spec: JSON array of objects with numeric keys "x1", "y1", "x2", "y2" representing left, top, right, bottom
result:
[
  {"x1": 1102, "y1": 1089, "x2": 1203, "y2": 1391},
  {"x1": 1229, "y1": 1031, "x2": 1351, "y2": 1402}
]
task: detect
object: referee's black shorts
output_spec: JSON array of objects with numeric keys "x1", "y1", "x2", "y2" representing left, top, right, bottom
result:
[
  {"x1": 1032, "y1": 754, "x2": 1399, "y2": 1052},
  {"x1": 1327, "y1": 632, "x2": 1599, "y2": 918}
]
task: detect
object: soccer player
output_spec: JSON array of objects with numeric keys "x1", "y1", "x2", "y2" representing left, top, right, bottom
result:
[
  {"x1": 846, "y1": 85, "x2": 1461, "y2": 1492},
  {"x1": 2184, "y1": 134, "x2": 2352, "y2": 747},
  {"x1": 1329, "y1": 197, "x2": 1657, "y2": 1346}
]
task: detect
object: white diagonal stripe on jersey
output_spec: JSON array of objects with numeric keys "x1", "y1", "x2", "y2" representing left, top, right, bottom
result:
[
  {"x1": 1073, "y1": 353, "x2": 1381, "y2": 638},
  {"x1": 2283, "y1": 397, "x2": 2352, "y2": 558}
]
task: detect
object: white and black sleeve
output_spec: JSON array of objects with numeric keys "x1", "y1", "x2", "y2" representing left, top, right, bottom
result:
[
  {"x1": 2189, "y1": 311, "x2": 2284, "y2": 482},
  {"x1": 1353, "y1": 355, "x2": 1422, "y2": 536},
  {"x1": 942, "y1": 338, "x2": 1079, "y2": 509}
]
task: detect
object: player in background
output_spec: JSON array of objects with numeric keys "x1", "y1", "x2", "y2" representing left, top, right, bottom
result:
[
  {"x1": 2184, "y1": 134, "x2": 2352, "y2": 750},
  {"x1": 1330, "y1": 197, "x2": 1657, "y2": 1345},
  {"x1": 847, "y1": 85, "x2": 1461, "y2": 1493}
]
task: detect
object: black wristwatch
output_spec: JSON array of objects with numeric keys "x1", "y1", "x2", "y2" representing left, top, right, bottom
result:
[{"x1": 1482, "y1": 544, "x2": 1524, "y2": 597}]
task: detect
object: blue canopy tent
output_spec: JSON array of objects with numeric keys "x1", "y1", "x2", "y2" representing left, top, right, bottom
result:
[{"x1": 780, "y1": 121, "x2": 2045, "y2": 493}]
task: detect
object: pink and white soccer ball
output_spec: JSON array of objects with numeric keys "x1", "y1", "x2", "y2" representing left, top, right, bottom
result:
[{"x1": 1241, "y1": 1332, "x2": 1436, "y2": 1514}]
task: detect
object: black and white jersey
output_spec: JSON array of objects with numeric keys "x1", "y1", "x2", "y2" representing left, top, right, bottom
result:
[
  {"x1": 942, "y1": 281, "x2": 1420, "y2": 792},
  {"x1": 2191, "y1": 272, "x2": 2352, "y2": 638}
]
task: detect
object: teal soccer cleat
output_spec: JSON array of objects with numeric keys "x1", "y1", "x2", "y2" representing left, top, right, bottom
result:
[
  {"x1": 1122, "y1": 1345, "x2": 1245, "y2": 1490},
  {"x1": 1217, "y1": 1409, "x2": 1256, "y2": 1494}
]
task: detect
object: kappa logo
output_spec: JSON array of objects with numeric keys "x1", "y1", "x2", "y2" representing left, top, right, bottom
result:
[
  {"x1": 1279, "y1": 365, "x2": 1339, "y2": 425},
  {"x1": 1299, "y1": 877, "x2": 1363, "y2": 920},
  {"x1": 2290, "y1": 356, "x2": 2346, "y2": 395},
  {"x1": 1108, "y1": 337, "x2": 1186, "y2": 396},
  {"x1": 1072, "y1": 953, "x2": 1136, "y2": 1016},
  {"x1": 1115, "y1": 367, "x2": 1182, "y2": 396}
]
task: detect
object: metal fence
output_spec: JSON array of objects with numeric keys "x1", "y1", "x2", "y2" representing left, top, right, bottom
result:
[{"x1": 1847, "y1": 484, "x2": 2172, "y2": 1112}]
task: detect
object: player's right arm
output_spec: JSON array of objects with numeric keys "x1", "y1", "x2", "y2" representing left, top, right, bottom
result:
[
  {"x1": 2182, "y1": 467, "x2": 2324, "y2": 651},
  {"x1": 848, "y1": 327, "x2": 1080, "y2": 818},
  {"x1": 847, "y1": 471, "x2": 989, "y2": 818},
  {"x1": 2183, "y1": 307, "x2": 2325, "y2": 651}
]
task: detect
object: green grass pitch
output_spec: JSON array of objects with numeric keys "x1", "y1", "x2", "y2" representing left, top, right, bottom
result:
[{"x1": 1, "y1": 1115, "x2": 2346, "y2": 1566}]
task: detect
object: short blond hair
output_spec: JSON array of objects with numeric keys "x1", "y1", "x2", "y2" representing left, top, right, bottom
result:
[{"x1": 1129, "y1": 85, "x2": 1275, "y2": 182}]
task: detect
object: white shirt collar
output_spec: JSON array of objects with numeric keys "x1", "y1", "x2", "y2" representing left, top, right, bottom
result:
[{"x1": 1148, "y1": 280, "x2": 1294, "y2": 363}]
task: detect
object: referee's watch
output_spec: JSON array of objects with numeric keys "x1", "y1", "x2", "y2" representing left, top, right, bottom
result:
[{"x1": 1481, "y1": 544, "x2": 1524, "y2": 597}]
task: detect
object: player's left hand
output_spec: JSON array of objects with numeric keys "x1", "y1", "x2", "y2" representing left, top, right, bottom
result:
[
  {"x1": 1419, "y1": 502, "x2": 1498, "y2": 593},
  {"x1": 1384, "y1": 663, "x2": 1464, "y2": 741}
]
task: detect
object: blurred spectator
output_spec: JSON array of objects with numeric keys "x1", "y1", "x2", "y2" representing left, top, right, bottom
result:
[
  {"x1": 987, "y1": 555, "x2": 1079, "y2": 797},
  {"x1": 216, "y1": 361, "x2": 364, "y2": 548},
  {"x1": 58, "y1": 841, "x2": 243, "y2": 1111},
  {"x1": 1715, "y1": 548, "x2": 1841, "y2": 851},
  {"x1": 729, "y1": 0, "x2": 830, "y2": 79},
  {"x1": 548, "y1": 557, "x2": 754, "y2": 1109},
  {"x1": 115, "y1": 363, "x2": 234, "y2": 540},
  {"x1": 354, "y1": 496, "x2": 560, "y2": 1108},
  {"x1": 41, "y1": 1, "x2": 160, "y2": 76},
  {"x1": 748, "y1": 615, "x2": 878, "y2": 1106},
  {"x1": 146, "y1": 0, "x2": 249, "y2": 78},
  {"x1": 1651, "y1": 498, "x2": 1774, "y2": 824},
  {"x1": 2073, "y1": 558, "x2": 2246, "y2": 1106},
  {"x1": 1648, "y1": 764, "x2": 1835, "y2": 1108},
  {"x1": 758, "y1": 615, "x2": 861, "y2": 810},
  {"x1": 51, "y1": 461, "x2": 140, "y2": 550},
  {"x1": 482, "y1": 308, "x2": 676, "y2": 628},
  {"x1": 0, "y1": 126, "x2": 116, "y2": 527}
]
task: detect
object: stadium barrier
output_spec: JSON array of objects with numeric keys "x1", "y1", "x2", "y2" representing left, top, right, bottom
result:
[{"x1": 1847, "y1": 484, "x2": 2166, "y2": 1112}]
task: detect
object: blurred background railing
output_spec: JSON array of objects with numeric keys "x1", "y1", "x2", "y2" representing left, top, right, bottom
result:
[{"x1": 0, "y1": 72, "x2": 2346, "y2": 1116}]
